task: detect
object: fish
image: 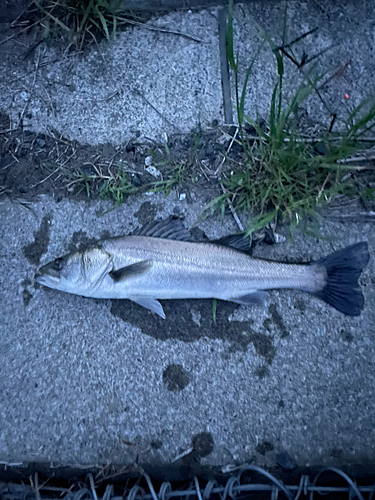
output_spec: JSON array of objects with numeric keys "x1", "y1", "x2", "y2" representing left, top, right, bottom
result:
[{"x1": 35, "y1": 217, "x2": 370, "y2": 319}]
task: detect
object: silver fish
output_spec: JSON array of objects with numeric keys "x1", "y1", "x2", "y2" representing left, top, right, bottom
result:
[{"x1": 35, "y1": 218, "x2": 370, "y2": 318}]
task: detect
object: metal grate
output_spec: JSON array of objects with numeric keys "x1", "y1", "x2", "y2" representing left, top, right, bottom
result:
[{"x1": 1, "y1": 465, "x2": 375, "y2": 500}]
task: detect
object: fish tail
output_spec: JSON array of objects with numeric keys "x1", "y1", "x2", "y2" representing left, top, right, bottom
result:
[{"x1": 312, "y1": 242, "x2": 369, "y2": 316}]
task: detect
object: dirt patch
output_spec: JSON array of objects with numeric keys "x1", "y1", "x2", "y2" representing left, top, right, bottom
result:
[
  {"x1": 268, "y1": 303, "x2": 290, "y2": 338},
  {"x1": 21, "y1": 278, "x2": 33, "y2": 306},
  {"x1": 254, "y1": 365, "x2": 270, "y2": 379},
  {"x1": 191, "y1": 432, "x2": 215, "y2": 458},
  {"x1": 22, "y1": 214, "x2": 52, "y2": 265},
  {"x1": 162, "y1": 364, "x2": 190, "y2": 391},
  {"x1": 135, "y1": 202, "x2": 160, "y2": 225},
  {"x1": 256, "y1": 441, "x2": 274, "y2": 455},
  {"x1": 67, "y1": 230, "x2": 111, "y2": 253},
  {"x1": 0, "y1": 113, "x2": 227, "y2": 206},
  {"x1": 110, "y1": 296, "x2": 276, "y2": 366},
  {"x1": 247, "y1": 331, "x2": 276, "y2": 364}
]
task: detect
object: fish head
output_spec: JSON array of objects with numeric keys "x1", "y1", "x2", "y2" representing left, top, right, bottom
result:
[
  {"x1": 36, "y1": 251, "x2": 84, "y2": 293},
  {"x1": 36, "y1": 245, "x2": 113, "y2": 296}
]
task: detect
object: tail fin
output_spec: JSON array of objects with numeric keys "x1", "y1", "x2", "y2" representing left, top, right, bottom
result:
[{"x1": 312, "y1": 242, "x2": 369, "y2": 316}]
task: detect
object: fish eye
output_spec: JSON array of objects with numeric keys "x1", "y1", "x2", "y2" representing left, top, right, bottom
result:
[{"x1": 53, "y1": 257, "x2": 64, "y2": 271}]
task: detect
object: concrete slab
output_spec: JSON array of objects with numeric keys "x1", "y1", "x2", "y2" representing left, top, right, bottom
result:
[
  {"x1": 0, "y1": 194, "x2": 375, "y2": 471},
  {"x1": 0, "y1": 0, "x2": 375, "y2": 477},
  {"x1": 0, "y1": 9, "x2": 222, "y2": 145}
]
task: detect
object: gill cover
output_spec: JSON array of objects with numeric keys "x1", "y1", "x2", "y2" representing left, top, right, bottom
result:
[{"x1": 37, "y1": 247, "x2": 113, "y2": 296}]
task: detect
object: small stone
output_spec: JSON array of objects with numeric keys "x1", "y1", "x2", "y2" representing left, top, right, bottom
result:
[
  {"x1": 36, "y1": 138, "x2": 46, "y2": 147},
  {"x1": 179, "y1": 193, "x2": 186, "y2": 201},
  {"x1": 315, "y1": 143, "x2": 328, "y2": 155},
  {"x1": 145, "y1": 165, "x2": 161, "y2": 178},
  {"x1": 131, "y1": 175, "x2": 142, "y2": 187},
  {"x1": 274, "y1": 232, "x2": 286, "y2": 243},
  {"x1": 191, "y1": 310, "x2": 201, "y2": 327},
  {"x1": 145, "y1": 155, "x2": 153, "y2": 167}
]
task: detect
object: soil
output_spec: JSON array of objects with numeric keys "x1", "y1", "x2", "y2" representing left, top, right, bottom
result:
[{"x1": 0, "y1": 109, "x2": 231, "y2": 204}]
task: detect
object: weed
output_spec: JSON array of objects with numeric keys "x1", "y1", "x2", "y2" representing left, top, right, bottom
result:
[
  {"x1": 150, "y1": 163, "x2": 186, "y2": 197},
  {"x1": 32, "y1": 0, "x2": 136, "y2": 48},
  {"x1": 212, "y1": 298, "x2": 217, "y2": 324},
  {"x1": 208, "y1": 0, "x2": 375, "y2": 234},
  {"x1": 99, "y1": 168, "x2": 139, "y2": 205},
  {"x1": 66, "y1": 142, "x2": 191, "y2": 205}
]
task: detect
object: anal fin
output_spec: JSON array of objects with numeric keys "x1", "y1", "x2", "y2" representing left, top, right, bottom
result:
[
  {"x1": 130, "y1": 298, "x2": 166, "y2": 319},
  {"x1": 230, "y1": 291, "x2": 269, "y2": 306}
]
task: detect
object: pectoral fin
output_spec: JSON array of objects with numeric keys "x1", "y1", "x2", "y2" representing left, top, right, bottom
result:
[
  {"x1": 109, "y1": 260, "x2": 152, "y2": 282},
  {"x1": 230, "y1": 291, "x2": 269, "y2": 306},
  {"x1": 130, "y1": 298, "x2": 166, "y2": 319}
]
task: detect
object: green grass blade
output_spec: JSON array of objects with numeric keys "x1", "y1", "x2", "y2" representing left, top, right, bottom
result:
[
  {"x1": 226, "y1": 0, "x2": 237, "y2": 72},
  {"x1": 112, "y1": 13, "x2": 117, "y2": 36},
  {"x1": 33, "y1": 0, "x2": 71, "y2": 32},
  {"x1": 238, "y1": 42, "x2": 265, "y2": 127},
  {"x1": 97, "y1": 9, "x2": 110, "y2": 39},
  {"x1": 269, "y1": 81, "x2": 279, "y2": 138},
  {"x1": 212, "y1": 298, "x2": 217, "y2": 324},
  {"x1": 79, "y1": 0, "x2": 94, "y2": 32}
]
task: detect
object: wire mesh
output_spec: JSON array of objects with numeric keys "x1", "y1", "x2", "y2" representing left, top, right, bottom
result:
[{"x1": 1, "y1": 465, "x2": 375, "y2": 500}]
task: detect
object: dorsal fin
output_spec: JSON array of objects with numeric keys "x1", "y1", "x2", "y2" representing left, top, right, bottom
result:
[{"x1": 131, "y1": 216, "x2": 193, "y2": 241}]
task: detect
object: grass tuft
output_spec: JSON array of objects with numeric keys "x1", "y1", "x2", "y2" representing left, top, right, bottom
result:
[
  {"x1": 99, "y1": 167, "x2": 139, "y2": 205},
  {"x1": 208, "y1": 0, "x2": 375, "y2": 234},
  {"x1": 32, "y1": 0, "x2": 135, "y2": 48}
]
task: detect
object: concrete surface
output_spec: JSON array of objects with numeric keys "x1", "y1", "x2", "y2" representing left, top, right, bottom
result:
[
  {"x1": 0, "y1": 193, "x2": 375, "y2": 471},
  {"x1": 1, "y1": 0, "x2": 375, "y2": 475},
  {"x1": 0, "y1": 8, "x2": 222, "y2": 145},
  {"x1": 1, "y1": 1, "x2": 374, "y2": 145}
]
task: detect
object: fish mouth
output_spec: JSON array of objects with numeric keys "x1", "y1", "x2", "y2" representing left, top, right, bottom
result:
[{"x1": 35, "y1": 273, "x2": 60, "y2": 288}]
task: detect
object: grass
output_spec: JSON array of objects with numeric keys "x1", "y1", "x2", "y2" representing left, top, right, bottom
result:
[
  {"x1": 99, "y1": 167, "x2": 139, "y2": 205},
  {"x1": 98, "y1": 163, "x2": 187, "y2": 205},
  {"x1": 32, "y1": 0, "x2": 137, "y2": 48},
  {"x1": 65, "y1": 142, "x2": 192, "y2": 206},
  {"x1": 208, "y1": 0, "x2": 375, "y2": 234}
]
